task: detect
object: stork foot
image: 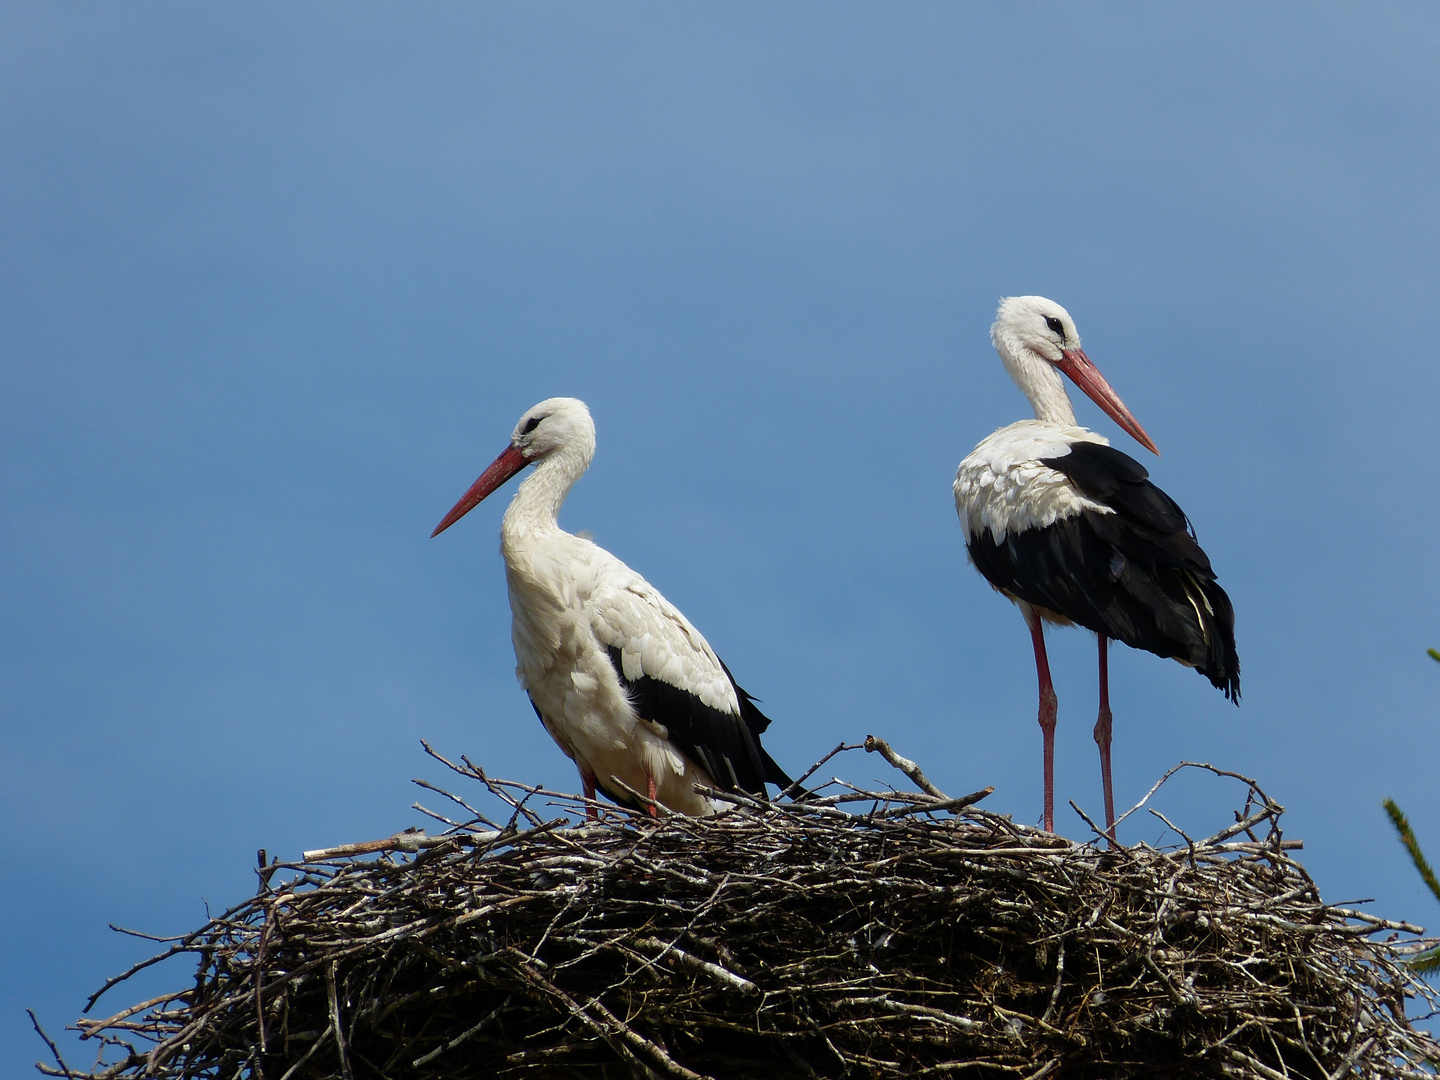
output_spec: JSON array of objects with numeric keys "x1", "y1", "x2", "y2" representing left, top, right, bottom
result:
[{"x1": 646, "y1": 772, "x2": 659, "y2": 818}]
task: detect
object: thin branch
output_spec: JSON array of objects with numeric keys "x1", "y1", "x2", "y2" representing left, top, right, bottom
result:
[
  {"x1": 28, "y1": 1010, "x2": 77, "y2": 1080},
  {"x1": 863, "y1": 735, "x2": 948, "y2": 799},
  {"x1": 325, "y1": 963, "x2": 355, "y2": 1080}
]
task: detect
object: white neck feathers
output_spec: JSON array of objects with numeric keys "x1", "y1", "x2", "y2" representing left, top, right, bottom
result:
[
  {"x1": 992, "y1": 320, "x2": 1077, "y2": 427},
  {"x1": 501, "y1": 440, "x2": 592, "y2": 541}
]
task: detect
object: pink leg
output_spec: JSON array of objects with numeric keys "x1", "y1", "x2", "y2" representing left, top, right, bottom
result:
[
  {"x1": 579, "y1": 766, "x2": 599, "y2": 822},
  {"x1": 1094, "y1": 635, "x2": 1116, "y2": 841},
  {"x1": 646, "y1": 772, "x2": 659, "y2": 818},
  {"x1": 1022, "y1": 605, "x2": 1059, "y2": 832}
]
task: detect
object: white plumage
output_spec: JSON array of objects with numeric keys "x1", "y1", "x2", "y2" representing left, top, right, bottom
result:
[
  {"x1": 955, "y1": 421, "x2": 1113, "y2": 542},
  {"x1": 433, "y1": 397, "x2": 793, "y2": 818}
]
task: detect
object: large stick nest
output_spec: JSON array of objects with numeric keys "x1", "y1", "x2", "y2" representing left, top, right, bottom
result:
[{"x1": 39, "y1": 743, "x2": 1440, "y2": 1079}]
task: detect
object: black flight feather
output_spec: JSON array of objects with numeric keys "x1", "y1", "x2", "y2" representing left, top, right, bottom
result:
[{"x1": 604, "y1": 646, "x2": 798, "y2": 801}]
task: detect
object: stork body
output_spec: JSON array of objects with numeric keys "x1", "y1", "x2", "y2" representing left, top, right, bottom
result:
[
  {"x1": 433, "y1": 398, "x2": 794, "y2": 818},
  {"x1": 955, "y1": 297, "x2": 1238, "y2": 835}
]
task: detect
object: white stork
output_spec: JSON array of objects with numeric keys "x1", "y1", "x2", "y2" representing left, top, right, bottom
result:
[
  {"x1": 955, "y1": 297, "x2": 1239, "y2": 835},
  {"x1": 432, "y1": 397, "x2": 796, "y2": 818}
]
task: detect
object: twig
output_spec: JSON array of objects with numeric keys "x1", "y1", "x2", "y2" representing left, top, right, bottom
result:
[
  {"x1": 863, "y1": 735, "x2": 948, "y2": 799},
  {"x1": 28, "y1": 1010, "x2": 77, "y2": 1080},
  {"x1": 275, "y1": 1024, "x2": 333, "y2": 1080},
  {"x1": 302, "y1": 830, "x2": 499, "y2": 862},
  {"x1": 604, "y1": 775, "x2": 665, "y2": 818},
  {"x1": 254, "y1": 900, "x2": 273, "y2": 1061},
  {"x1": 325, "y1": 963, "x2": 355, "y2": 1080},
  {"x1": 106, "y1": 925, "x2": 186, "y2": 944},
  {"x1": 873, "y1": 786, "x2": 995, "y2": 818},
  {"x1": 786, "y1": 741, "x2": 865, "y2": 792},
  {"x1": 633, "y1": 937, "x2": 758, "y2": 994}
]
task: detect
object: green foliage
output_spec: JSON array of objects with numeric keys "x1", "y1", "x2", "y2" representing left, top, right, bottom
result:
[
  {"x1": 1383, "y1": 799, "x2": 1440, "y2": 973},
  {"x1": 1379, "y1": 648, "x2": 1440, "y2": 974}
]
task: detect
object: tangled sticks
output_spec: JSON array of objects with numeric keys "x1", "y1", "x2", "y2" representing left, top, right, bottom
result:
[{"x1": 40, "y1": 746, "x2": 1440, "y2": 1079}]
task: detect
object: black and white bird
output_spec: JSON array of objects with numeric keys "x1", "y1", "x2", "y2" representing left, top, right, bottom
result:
[
  {"x1": 432, "y1": 397, "x2": 796, "y2": 818},
  {"x1": 955, "y1": 297, "x2": 1239, "y2": 835}
]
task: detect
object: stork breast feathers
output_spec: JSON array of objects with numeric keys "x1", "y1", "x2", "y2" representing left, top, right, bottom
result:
[{"x1": 955, "y1": 421, "x2": 1115, "y2": 542}]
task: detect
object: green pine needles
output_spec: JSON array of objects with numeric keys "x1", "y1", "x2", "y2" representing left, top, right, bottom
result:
[
  {"x1": 1383, "y1": 799, "x2": 1440, "y2": 974},
  {"x1": 1379, "y1": 647, "x2": 1440, "y2": 975}
]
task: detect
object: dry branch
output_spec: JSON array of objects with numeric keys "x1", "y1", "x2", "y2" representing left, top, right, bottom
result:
[{"x1": 36, "y1": 753, "x2": 1440, "y2": 1080}]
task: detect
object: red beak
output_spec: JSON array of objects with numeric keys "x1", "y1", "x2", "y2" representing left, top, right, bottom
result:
[
  {"x1": 1057, "y1": 348, "x2": 1160, "y2": 455},
  {"x1": 431, "y1": 444, "x2": 530, "y2": 537}
]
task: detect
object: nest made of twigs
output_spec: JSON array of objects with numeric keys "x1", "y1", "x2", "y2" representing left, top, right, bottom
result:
[{"x1": 36, "y1": 743, "x2": 1440, "y2": 1080}]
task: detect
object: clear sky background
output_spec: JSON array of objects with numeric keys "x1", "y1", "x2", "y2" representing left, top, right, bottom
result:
[{"x1": 4, "y1": 3, "x2": 1440, "y2": 1070}]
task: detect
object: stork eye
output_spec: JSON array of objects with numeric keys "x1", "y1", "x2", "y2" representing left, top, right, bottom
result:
[
  {"x1": 1043, "y1": 316, "x2": 1065, "y2": 340},
  {"x1": 521, "y1": 416, "x2": 543, "y2": 435}
]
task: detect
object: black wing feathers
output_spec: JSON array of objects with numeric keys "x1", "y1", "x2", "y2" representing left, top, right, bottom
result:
[
  {"x1": 968, "y1": 441, "x2": 1239, "y2": 701},
  {"x1": 1053, "y1": 443, "x2": 1211, "y2": 572},
  {"x1": 717, "y1": 657, "x2": 800, "y2": 792},
  {"x1": 605, "y1": 647, "x2": 795, "y2": 799}
]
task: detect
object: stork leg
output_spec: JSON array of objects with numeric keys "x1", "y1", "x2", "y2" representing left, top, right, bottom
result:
[
  {"x1": 579, "y1": 766, "x2": 600, "y2": 822},
  {"x1": 1094, "y1": 635, "x2": 1116, "y2": 841},
  {"x1": 646, "y1": 771, "x2": 659, "y2": 819},
  {"x1": 1021, "y1": 604, "x2": 1058, "y2": 832}
]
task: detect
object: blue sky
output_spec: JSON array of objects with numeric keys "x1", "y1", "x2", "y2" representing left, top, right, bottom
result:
[{"x1": 4, "y1": 3, "x2": 1440, "y2": 1070}]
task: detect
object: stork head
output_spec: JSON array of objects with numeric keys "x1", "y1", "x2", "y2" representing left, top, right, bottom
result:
[
  {"x1": 431, "y1": 397, "x2": 596, "y2": 537},
  {"x1": 508, "y1": 397, "x2": 596, "y2": 462},
  {"x1": 990, "y1": 296, "x2": 1158, "y2": 455},
  {"x1": 991, "y1": 295, "x2": 1082, "y2": 366}
]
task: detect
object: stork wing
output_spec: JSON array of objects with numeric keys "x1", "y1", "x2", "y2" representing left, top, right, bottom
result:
[
  {"x1": 588, "y1": 565, "x2": 782, "y2": 797},
  {"x1": 966, "y1": 439, "x2": 1239, "y2": 700}
]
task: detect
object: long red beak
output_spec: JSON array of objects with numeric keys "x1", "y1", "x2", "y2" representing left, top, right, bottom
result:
[
  {"x1": 431, "y1": 444, "x2": 530, "y2": 537},
  {"x1": 1057, "y1": 348, "x2": 1160, "y2": 456}
]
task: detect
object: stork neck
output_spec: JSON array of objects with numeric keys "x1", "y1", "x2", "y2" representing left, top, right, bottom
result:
[
  {"x1": 1022, "y1": 365, "x2": 1078, "y2": 426},
  {"x1": 500, "y1": 443, "x2": 590, "y2": 541},
  {"x1": 999, "y1": 343, "x2": 1077, "y2": 427}
]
